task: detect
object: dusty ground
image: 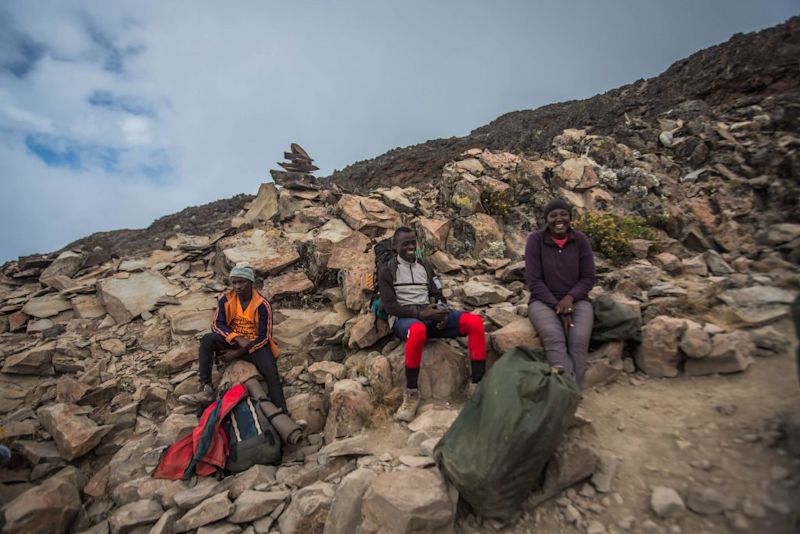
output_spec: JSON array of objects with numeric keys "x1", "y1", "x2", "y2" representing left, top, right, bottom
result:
[{"x1": 444, "y1": 320, "x2": 800, "y2": 534}]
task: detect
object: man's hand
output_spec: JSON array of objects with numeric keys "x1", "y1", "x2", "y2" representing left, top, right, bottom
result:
[
  {"x1": 233, "y1": 336, "x2": 250, "y2": 349},
  {"x1": 555, "y1": 295, "x2": 574, "y2": 316},
  {"x1": 419, "y1": 304, "x2": 447, "y2": 322}
]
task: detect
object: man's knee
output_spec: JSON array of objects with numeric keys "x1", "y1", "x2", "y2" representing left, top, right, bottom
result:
[
  {"x1": 200, "y1": 332, "x2": 217, "y2": 347},
  {"x1": 407, "y1": 322, "x2": 427, "y2": 344},
  {"x1": 458, "y1": 312, "x2": 484, "y2": 334}
]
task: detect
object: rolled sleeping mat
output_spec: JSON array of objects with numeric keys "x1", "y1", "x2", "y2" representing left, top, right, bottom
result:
[
  {"x1": 244, "y1": 378, "x2": 303, "y2": 445},
  {"x1": 259, "y1": 400, "x2": 303, "y2": 445},
  {"x1": 244, "y1": 377, "x2": 269, "y2": 401}
]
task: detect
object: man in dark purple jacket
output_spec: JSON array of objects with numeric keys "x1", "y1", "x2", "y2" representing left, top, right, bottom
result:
[{"x1": 525, "y1": 199, "x2": 596, "y2": 387}]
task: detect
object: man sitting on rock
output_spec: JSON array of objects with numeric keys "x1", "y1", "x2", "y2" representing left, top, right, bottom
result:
[
  {"x1": 379, "y1": 226, "x2": 486, "y2": 422},
  {"x1": 179, "y1": 262, "x2": 287, "y2": 411}
]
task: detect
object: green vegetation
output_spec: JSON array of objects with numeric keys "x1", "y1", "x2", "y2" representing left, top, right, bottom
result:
[
  {"x1": 575, "y1": 211, "x2": 656, "y2": 264},
  {"x1": 451, "y1": 193, "x2": 474, "y2": 210},
  {"x1": 480, "y1": 188, "x2": 512, "y2": 217}
]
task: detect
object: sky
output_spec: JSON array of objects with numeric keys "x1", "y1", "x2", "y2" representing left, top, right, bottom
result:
[{"x1": 0, "y1": 1, "x2": 797, "y2": 263}]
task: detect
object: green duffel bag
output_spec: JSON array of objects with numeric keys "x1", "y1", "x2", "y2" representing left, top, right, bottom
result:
[{"x1": 433, "y1": 346, "x2": 580, "y2": 520}]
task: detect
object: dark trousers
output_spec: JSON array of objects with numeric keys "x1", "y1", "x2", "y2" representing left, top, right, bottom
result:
[{"x1": 199, "y1": 332, "x2": 287, "y2": 411}]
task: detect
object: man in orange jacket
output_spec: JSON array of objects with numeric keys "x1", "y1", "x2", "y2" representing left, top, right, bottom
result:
[{"x1": 179, "y1": 263, "x2": 287, "y2": 411}]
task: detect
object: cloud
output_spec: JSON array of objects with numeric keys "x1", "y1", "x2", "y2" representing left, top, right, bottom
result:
[{"x1": 88, "y1": 90, "x2": 156, "y2": 117}]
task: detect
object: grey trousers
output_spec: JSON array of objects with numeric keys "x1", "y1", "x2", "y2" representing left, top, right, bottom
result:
[{"x1": 528, "y1": 300, "x2": 593, "y2": 387}]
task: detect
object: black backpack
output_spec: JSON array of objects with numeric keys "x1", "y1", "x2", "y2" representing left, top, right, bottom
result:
[{"x1": 222, "y1": 395, "x2": 282, "y2": 473}]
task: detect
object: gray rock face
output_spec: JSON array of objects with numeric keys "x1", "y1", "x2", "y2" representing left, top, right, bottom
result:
[
  {"x1": 635, "y1": 316, "x2": 686, "y2": 377},
  {"x1": 229, "y1": 489, "x2": 289, "y2": 523},
  {"x1": 228, "y1": 465, "x2": 278, "y2": 499},
  {"x1": 685, "y1": 330, "x2": 755, "y2": 376},
  {"x1": 324, "y1": 379, "x2": 372, "y2": 443},
  {"x1": 98, "y1": 271, "x2": 179, "y2": 324},
  {"x1": 3, "y1": 476, "x2": 82, "y2": 534},
  {"x1": 278, "y1": 482, "x2": 335, "y2": 534},
  {"x1": 463, "y1": 279, "x2": 513, "y2": 306},
  {"x1": 650, "y1": 486, "x2": 686, "y2": 518},
  {"x1": 686, "y1": 487, "x2": 732, "y2": 515},
  {"x1": 174, "y1": 491, "x2": 234, "y2": 532},
  {"x1": 417, "y1": 340, "x2": 470, "y2": 401},
  {"x1": 360, "y1": 468, "x2": 457, "y2": 534},
  {"x1": 322, "y1": 468, "x2": 376, "y2": 534},
  {"x1": 108, "y1": 499, "x2": 164, "y2": 534}
]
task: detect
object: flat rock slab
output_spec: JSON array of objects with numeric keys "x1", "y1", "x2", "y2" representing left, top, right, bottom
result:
[
  {"x1": 3, "y1": 476, "x2": 81, "y2": 533},
  {"x1": 216, "y1": 229, "x2": 300, "y2": 276},
  {"x1": 2, "y1": 342, "x2": 56, "y2": 375},
  {"x1": 21, "y1": 293, "x2": 72, "y2": 319},
  {"x1": 98, "y1": 271, "x2": 179, "y2": 324}
]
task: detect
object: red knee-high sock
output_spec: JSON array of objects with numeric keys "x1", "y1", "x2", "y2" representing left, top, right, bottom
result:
[
  {"x1": 404, "y1": 322, "x2": 427, "y2": 388},
  {"x1": 458, "y1": 312, "x2": 486, "y2": 361}
]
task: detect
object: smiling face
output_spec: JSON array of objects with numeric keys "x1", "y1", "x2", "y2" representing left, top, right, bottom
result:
[
  {"x1": 394, "y1": 231, "x2": 417, "y2": 263},
  {"x1": 546, "y1": 208, "x2": 571, "y2": 238}
]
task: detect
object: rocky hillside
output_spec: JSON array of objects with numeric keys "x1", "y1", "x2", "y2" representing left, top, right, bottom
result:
[{"x1": 1, "y1": 17, "x2": 799, "y2": 534}]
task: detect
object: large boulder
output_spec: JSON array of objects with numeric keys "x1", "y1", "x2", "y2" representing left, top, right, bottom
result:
[
  {"x1": 360, "y1": 468, "x2": 458, "y2": 534},
  {"x1": 272, "y1": 309, "x2": 330, "y2": 355},
  {"x1": 216, "y1": 228, "x2": 300, "y2": 277},
  {"x1": 337, "y1": 194, "x2": 402, "y2": 237},
  {"x1": 3, "y1": 475, "x2": 81, "y2": 534},
  {"x1": 417, "y1": 340, "x2": 470, "y2": 401},
  {"x1": 635, "y1": 316, "x2": 686, "y2": 377},
  {"x1": 98, "y1": 271, "x2": 179, "y2": 324},
  {"x1": 324, "y1": 379, "x2": 372, "y2": 443},
  {"x1": 348, "y1": 314, "x2": 390, "y2": 349},
  {"x1": 37, "y1": 403, "x2": 114, "y2": 460},
  {"x1": 685, "y1": 330, "x2": 755, "y2": 376},
  {"x1": 553, "y1": 157, "x2": 599, "y2": 190}
]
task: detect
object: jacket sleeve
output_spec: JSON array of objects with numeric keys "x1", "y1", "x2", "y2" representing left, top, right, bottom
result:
[
  {"x1": 249, "y1": 301, "x2": 272, "y2": 353},
  {"x1": 378, "y1": 263, "x2": 421, "y2": 319},
  {"x1": 567, "y1": 233, "x2": 596, "y2": 301},
  {"x1": 524, "y1": 232, "x2": 559, "y2": 308},
  {"x1": 211, "y1": 295, "x2": 237, "y2": 343}
]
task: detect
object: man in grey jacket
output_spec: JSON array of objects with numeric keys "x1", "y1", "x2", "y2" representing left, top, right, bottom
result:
[{"x1": 378, "y1": 227, "x2": 487, "y2": 422}]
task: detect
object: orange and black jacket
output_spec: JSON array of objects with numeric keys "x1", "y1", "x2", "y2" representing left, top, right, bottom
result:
[{"x1": 211, "y1": 290, "x2": 272, "y2": 353}]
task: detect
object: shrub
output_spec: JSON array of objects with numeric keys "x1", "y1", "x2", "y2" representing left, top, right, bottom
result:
[
  {"x1": 480, "y1": 188, "x2": 511, "y2": 217},
  {"x1": 575, "y1": 211, "x2": 656, "y2": 264}
]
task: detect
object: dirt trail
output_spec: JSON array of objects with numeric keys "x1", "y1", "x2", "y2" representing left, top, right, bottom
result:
[{"x1": 446, "y1": 321, "x2": 800, "y2": 533}]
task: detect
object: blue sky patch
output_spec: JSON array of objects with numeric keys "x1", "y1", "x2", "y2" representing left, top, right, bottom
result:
[{"x1": 25, "y1": 133, "x2": 120, "y2": 173}]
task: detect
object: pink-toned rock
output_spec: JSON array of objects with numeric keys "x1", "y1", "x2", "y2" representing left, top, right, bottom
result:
[
  {"x1": 3, "y1": 476, "x2": 81, "y2": 534},
  {"x1": 337, "y1": 194, "x2": 402, "y2": 237},
  {"x1": 685, "y1": 330, "x2": 755, "y2": 376},
  {"x1": 417, "y1": 218, "x2": 451, "y2": 251},
  {"x1": 635, "y1": 316, "x2": 687, "y2": 378},
  {"x1": 490, "y1": 318, "x2": 540, "y2": 353},
  {"x1": 216, "y1": 229, "x2": 300, "y2": 276},
  {"x1": 287, "y1": 393, "x2": 327, "y2": 434},
  {"x1": 2, "y1": 342, "x2": 56, "y2": 375},
  {"x1": 679, "y1": 320, "x2": 712, "y2": 359},
  {"x1": 264, "y1": 271, "x2": 314, "y2": 299},
  {"x1": 36, "y1": 403, "x2": 114, "y2": 461}
]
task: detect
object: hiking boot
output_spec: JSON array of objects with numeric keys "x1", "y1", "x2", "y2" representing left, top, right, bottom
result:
[
  {"x1": 178, "y1": 384, "x2": 215, "y2": 406},
  {"x1": 394, "y1": 388, "x2": 421, "y2": 422},
  {"x1": 467, "y1": 381, "x2": 479, "y2": 399}
]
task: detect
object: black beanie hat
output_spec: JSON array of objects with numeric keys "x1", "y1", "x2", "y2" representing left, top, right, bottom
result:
[{"x1": 543, "y1": 198, "x2": 572, "y2": 220}]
